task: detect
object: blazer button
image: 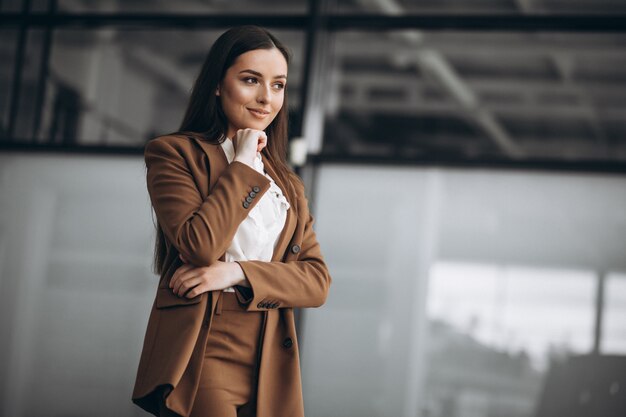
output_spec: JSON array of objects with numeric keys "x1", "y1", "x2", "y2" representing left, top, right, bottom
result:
[
  {"x1": 252, "y1": 186, "x2": 261, "y2": 193},
  {"x1": 291, "y1": 244, "x2": 301, "y2": 254},
  {"x1": 243, "y1": 201, "x2": 250, "y2": 209},
  {"x1": 245, "y1": 196, "x2": 253, "y2": 203},
  {"x1": 283, "y1": 337, "x2": 293, "y2": 348},
  {"x1": 249, "y1": 191, "x2": 257, "y2": 198}
]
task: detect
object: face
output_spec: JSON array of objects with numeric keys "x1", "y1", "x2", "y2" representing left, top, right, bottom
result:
[{"x1": 216, "y1": 48, "x2": 288, "y2": 139}]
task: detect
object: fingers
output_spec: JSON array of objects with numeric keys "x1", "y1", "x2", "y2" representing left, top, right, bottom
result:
[
  {"x1": 184, "y1": 283, "x2": 208, "y2": 299},
  {"x1": 235, "y1": 128, "x2": 267, "y2": 157},
  {"x1": 169, "y1": 264, "x2": 219, "y2": 297},
  {"x1": 257, "y1": 131, "x2": 267, "y2": 152},
  {"x1": 169, "y1": 263, "x2": 194, "y2": 294},
  {"x1": 168, "y1": 261, "x2": 231, "y2": 297},
  {"x1": 175, "y1": 276, "x2": 204, "y2": 297},
  {"x1": 172, "y1": 268, "x2": 204, "y2": 297}
]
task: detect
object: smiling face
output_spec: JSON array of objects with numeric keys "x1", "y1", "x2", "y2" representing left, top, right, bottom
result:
[{"x1": 216, "y1": 48, "x2": 288, "y2": 139}]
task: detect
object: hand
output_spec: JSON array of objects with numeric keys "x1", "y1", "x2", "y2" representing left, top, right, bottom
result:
[
  {"x1": 233, "y1": 128, "x2": 267, "y2": 167},
  {"x1": 170, "y1": 256, "x2": 249, "y2": 298}
]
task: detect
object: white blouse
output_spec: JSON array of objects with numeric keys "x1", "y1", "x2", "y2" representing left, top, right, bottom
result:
[{"x1": 219, "y1": 136, "x2": 290, "y2": 292}]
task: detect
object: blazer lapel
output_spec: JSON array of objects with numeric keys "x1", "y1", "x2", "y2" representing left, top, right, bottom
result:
[{"x1": 192, "y1": 136, "x2": 228, "y2": 191}]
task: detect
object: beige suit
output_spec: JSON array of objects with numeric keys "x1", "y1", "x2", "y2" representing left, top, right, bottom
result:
[{"x1": 131, "y1": 133, "x2": 332, "y2": 417}]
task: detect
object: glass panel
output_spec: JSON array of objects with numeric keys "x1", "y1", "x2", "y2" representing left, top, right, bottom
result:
[
  {"x1": 40, "y1": 29, "x2": 304, "y2": 146},
  {"x1": 301, "y1": 166, "x2": 626, "y2": 417},
  {"x1": 333, "y1": 0, "x2": 626, "y2": 14},
  {"x1": 0, "y1": 29, "x2": 18, "y2": 139},
  {"x1": 602, "y1": 272, "x2": 626, "y2": 354},
  {"x1": 0, "y1": 153, "x2": 157, "y2": 416},
  {"x1": 57, "y1": 0, "x2": 307, "y2": 14},
  {"x1": 322, "y1": 30, "x2": 626, "y2": 163}
]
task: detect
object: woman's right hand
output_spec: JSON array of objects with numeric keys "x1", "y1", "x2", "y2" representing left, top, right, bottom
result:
[
  {"x1": 232, "y1": 128, "x2": 267, "y2": 167},
  {"x1": 170, "y1": 258, "x2": 249, "y2": 297}
]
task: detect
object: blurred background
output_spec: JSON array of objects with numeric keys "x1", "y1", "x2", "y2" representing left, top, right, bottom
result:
[{"x1": 1, "y1": 0, "x2": 625, "y2": 416}]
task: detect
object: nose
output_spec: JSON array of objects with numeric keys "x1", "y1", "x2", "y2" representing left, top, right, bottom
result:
[{"x1": 257, "y1": 83, "x2": 271, "y2": 104}]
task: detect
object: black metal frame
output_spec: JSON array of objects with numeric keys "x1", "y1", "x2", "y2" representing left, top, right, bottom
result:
[
  {"x1": 2, "y1": 12, "x2": 626, "y2": 31},
  {"x1": 31, "y1": 0, "x2": 55, "y2": 142},
  {"x1": 6, "y1": 0, "x2": 31, "y2": 139},
  {"x1": 309, "y1": 154, "x2": 626, "y2": 174}
]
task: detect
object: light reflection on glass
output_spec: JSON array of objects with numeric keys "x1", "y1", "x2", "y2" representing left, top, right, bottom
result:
[
  {"x1": 603, "y1": 273, "x2": 626, "y2": 354},
  {"x1": 424, "y1": 261, "x2": 596, "y2": 417}
]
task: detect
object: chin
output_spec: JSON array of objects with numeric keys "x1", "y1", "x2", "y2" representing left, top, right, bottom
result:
[{"x1": 247, "y1": 121, "x2": 271, "y2": 131}]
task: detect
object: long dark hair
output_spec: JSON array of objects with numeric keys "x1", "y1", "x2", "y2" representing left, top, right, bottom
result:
[{"x1": 151, "y1": 25, "x2": 295, "y2": 275}]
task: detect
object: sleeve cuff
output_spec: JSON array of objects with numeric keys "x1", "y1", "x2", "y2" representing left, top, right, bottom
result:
[{"x1": 234, "y1": 285, "x2": 253, "y2": 304}]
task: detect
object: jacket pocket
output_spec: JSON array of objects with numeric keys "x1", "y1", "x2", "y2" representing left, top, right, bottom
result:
[{"x1": 155, "y1": 287, "x2": 203, "y2": 309}]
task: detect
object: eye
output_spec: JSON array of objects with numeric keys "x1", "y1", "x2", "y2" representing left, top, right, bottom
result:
[
  {"x1": 243, "y1": 77, "x2": 258, "y2": 84},
  {"x1": 273, "y1": 82, "x2": 285, "y2": 90}
]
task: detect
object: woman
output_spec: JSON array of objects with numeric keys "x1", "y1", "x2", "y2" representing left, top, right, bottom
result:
[{"x1": 131, "y1": 26, "x2": 332, "y2": 417}]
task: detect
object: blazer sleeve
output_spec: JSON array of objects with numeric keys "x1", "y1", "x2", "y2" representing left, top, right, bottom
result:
[
  {"x1": 234, "y1": 177, "x2": 332, "y2": 310},
  {"x1": 144, "y1": 137, "x2": 271, "y2": 267}
]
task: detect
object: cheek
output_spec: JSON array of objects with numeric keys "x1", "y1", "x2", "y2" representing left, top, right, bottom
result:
[
  {"x1": 223, "y1": 85, "x2": 253, "y2": 109},
  {"x1": 273, "y1": 93, "x2": 285, "y2": 112}
]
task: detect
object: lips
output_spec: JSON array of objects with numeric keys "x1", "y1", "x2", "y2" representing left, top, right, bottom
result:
[{"x1": 247, "y1": 108, "x2": 270, "y2": 118}]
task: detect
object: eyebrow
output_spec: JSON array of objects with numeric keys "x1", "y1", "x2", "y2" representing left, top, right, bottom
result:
[{"x1": 239, "y1": 69, "x2": 287, "y2": 79}]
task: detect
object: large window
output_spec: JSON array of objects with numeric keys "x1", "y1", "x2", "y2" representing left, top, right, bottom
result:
[
  {"x1": 2, "y1": 0, "x2": 625, "y2": 169},
  {"x1": 4, "y1": 27, "x2": 304, "y2": 146},
  {"x1": 320, "y1": 30, "x2": 626, "y2": 164},
  {"x1": 0, "y1": 1, "x2": 309, "y2": 150},
  {"x1": 37, "y1": 28, "x2": 303, "y2": 146}
]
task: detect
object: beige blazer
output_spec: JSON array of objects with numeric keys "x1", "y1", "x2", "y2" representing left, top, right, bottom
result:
[{"x1": 131, "y1": 133, "x2": 332, "y2": 417}]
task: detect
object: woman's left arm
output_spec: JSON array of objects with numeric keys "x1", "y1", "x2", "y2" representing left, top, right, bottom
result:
[
  {"x1": 236, "y1": 216, "x2": 330, "y2": 310},
  {"x1": 235, "y1": 179, "x2": 332, "y2": 310}
]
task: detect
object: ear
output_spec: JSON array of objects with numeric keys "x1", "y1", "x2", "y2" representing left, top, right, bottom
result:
[{"x1": 215, "y1": 85, "x2": 220, "y2": 96}]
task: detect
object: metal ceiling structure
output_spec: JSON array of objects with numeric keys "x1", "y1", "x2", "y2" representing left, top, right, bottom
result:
[{"x1": 0, "y1": 0, "x2": 625, "y2": 171}]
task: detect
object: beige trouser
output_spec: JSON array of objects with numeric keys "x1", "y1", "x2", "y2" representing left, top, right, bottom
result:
[{"x1": 160, "y1": 291, "x2": 265, "y2": 417}]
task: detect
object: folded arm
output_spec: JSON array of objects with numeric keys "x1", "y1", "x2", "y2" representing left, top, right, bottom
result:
[
  {"x1": 144, "y1": 137, "x2": 270, "y2": 267},
  {"x1": 235, "y1": 178, "x2": 332, "y2": 310}
]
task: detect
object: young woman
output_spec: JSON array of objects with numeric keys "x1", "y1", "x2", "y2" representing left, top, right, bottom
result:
[{"x1": 131, "y1": 26, "x2": 332, "y2": 417}]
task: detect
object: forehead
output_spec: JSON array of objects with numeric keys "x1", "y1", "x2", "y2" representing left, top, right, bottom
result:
[{"x1": 230, "y1": 48, "x2": 288, "y2": 75}]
